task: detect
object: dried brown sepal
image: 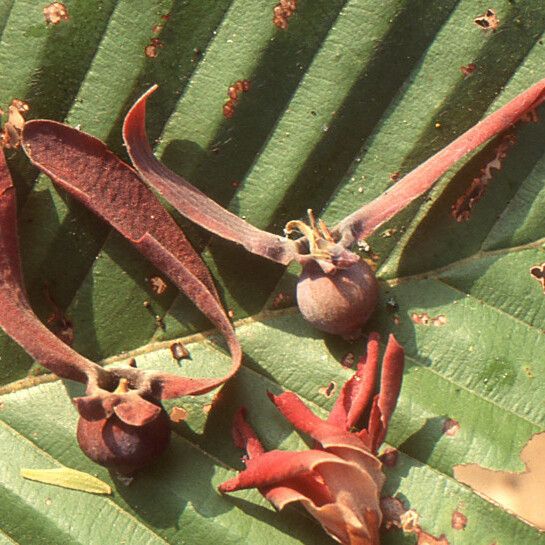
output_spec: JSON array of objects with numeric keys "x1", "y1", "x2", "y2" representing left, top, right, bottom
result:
[
  {"x1": 334, "y1": 78, "x2": 545, "y2": 244},
  {"x1": 21, "y1": 119, "x2": 241, "y2": 398},
  {"x1": 123, "y1": 85, "x2": 299, "y2": 266}
]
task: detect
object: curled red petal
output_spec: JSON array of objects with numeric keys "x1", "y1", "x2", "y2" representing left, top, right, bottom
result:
[
  {"x1": 335, "y1": 78, "x2": 545, "y2": 241},
  {"x1": 232, "y1": 407, "x2": 265, "y2": 459},
  {"x1": 365, "y1": 335, "x2": 404, "y2": 451},
  {"x1": 219, "y1": 448, "x2": 350, "y2": 492},
  {"x1": 122, "y1": 85, "x2": 299, "y2": 266},
  {"x1": 0, "y1": 149, "x2": 104, "y2": 384},
  {"x1": 328, "y1": 332, "x2": 380, "y2": 430},
  {"x1": 21, "y1": 121, "x2": 241, "y2": 398}
]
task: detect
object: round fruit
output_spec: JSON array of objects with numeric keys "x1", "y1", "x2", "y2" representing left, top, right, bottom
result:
[
  {"x1": 77, "y1": 404, "x2": 171, "y2": 475},
  {"x1": 296, "y1": 259, "x2": 378, "y2": 337}
]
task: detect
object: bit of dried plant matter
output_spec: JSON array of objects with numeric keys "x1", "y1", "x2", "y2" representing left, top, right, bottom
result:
[
  {"x1": 149, "y1": 275, "x2": 168, "y2": 294},
  {"x1": 411, "y1": 312, "x2": 447, "y2": 327},
  {"x1": 451, "y1": 133, "x2": 517, "y2": 222},
  {"x1": 380, "y1": 496, "x2": 406, "y2": 529},
  {"x1": 170, "y1": 342, "x2": 190, "y2": 361},
  {"x1": 1, "y1": 98, "x2": 30, "y2": 149},
  {"x1": 219, "y1": 333, "x2": 404, "y2": 545},
  {"x1": 474, "y1": 9, "x2": 499, "y2": 31},
  {"x1": 43, "y1": 2, "x2": 69, "y2": 25},
  {"x1": 4, "y1": 138, "x2": 241, "y2": 474},
  {"x1": 123, "y1": 80, "x2": 545, "y2": 337}
]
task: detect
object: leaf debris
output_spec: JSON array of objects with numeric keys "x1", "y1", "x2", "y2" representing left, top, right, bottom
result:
[
  {"x1": 474, "y1": 9, "x2": 499, "y2": 31},
  {"x1": 21, "y1": 467, "x2": 112, "y2": 495}
]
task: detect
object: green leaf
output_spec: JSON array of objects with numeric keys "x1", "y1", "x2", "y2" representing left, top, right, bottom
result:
[
  {"x1": 20, "y1": 467, "x2": 112, "y2": 495},
  {"x1": 2, "y1": 1, "x2": 545, "y2": 544}
]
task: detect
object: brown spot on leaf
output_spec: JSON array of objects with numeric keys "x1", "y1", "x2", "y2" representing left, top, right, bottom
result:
[
  {"x1": 319, "y1": 381, "x2": 337, "y2": 398},
  {"x1": 400, "y1": 509, "x2": 450, "y2": 545},
  {"x1": 474, "y1": 9, "x2": 499, "y2": 31},
  {"x1": 380, "y1": 496, "x2": 406, "y2": 529},
  {"x1": 442, "y1": 418, "x2": 460, "y2": 437},
  {"x1": 455, "y1": 431, "x2": 545, "y2": 529},
  {"x1": 43, "y1": 2, "x2": 69, "y2": 25},
  {"x1": 223, "y1": 80, "x2": 251, "y2": 118},
  {"x1": 170, "y1": 342, "x2": 190, "y2": 361},
  {"x1": 389, "y1": 171, "x2": 400, "y2": 183},
  {"x1": 149, "y1": 275, "x2": 167, "y2": 295},
  {"x1": 380, "y1": 447, "x2": 399, "y2": 467},
  {"x1": 144, "y1": 38, "x2": 164, "y2": 59},
  {"x1": 411, "y1": 312, "x2": 447, "y2": 327},
  {"x1": 273, "y1": 0, "x2": 297, "y2": 29},
  {"x1": 451, "y1": 510, "x2": 467, "y2": 530},
  {"x1": 451, "y1": 133, "x2": 516, "y2": 222},
  {"x1": 460, "y1": 63, "x2": 477, "y2": 78},
  {"x1": 530, "y1": 263, "x2": 545, "y2": 292},
  {"x1": 169, "y1": 406, "x2": 188, "y2": 423},
  {"x1": 203, "y1": 403, "x2": 212, "y2": 414}
]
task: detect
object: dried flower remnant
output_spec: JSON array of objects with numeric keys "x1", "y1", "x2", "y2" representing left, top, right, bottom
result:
[
  {"x1": 451, "y1": 133, "x2": 517, "y2": 222},
  {"x1": 122, "y1": 80, "x2": 545, "y2": 337},
  {"x1": 43, "y1": 2, "x2": 69, "y2": 25},
  {"x1": 530, "y1": 263, "x2": 545, "y2": 292},
  {"x1": 219, "y1": 333, "x2": 404, "y2": 545},
  {"x1": 273, "y1": 0, "x2": 297, "y2": 29},
  {"x1": 223, "y1": 79, "x2": 251, "y2": 119},
  {"x1": 474, "y1": 9, "x2": 499, "y2": 31},
  {"x1": 460, "y1": 63, "x2": 477, "y2": 78},
  {"x1": 411, "y1": 312, "x2": 447, "y2": 326},
  {"x1": 451, "y1": 510, "x2": 467, "y2": 530},
  {"x1": 10, "y1": 129, "x2": 242, "y2": 473}
]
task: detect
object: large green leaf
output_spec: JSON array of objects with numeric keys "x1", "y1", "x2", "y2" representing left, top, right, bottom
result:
[{"x1": 1, "y1": 1, "x2": 545, "y2": 544}]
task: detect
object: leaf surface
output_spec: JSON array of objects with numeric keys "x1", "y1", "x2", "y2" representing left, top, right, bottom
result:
[{"x1": 2, "y1": 1, "x2": 545, "y2": 544}]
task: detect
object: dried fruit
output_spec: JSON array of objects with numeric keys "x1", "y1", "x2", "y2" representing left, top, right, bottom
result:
[
  {"x1": 0, "y1": 145, "x2": 241, "y2": 474},
  {"x1": 219, "y1": 333, "x2": 404, "y2": 545},
  {"x1": 121, "y1": 80, "x2": 545, "y2": 336}
]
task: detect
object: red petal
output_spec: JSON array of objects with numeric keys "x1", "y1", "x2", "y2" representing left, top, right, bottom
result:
[
  {"x1": 328, "y1": 332, "x2": 380, "y2": 430},
  {"x1": 123, "y1": 85, "x2": 298, "y2": 266},
  {"x1": 232, "y1": 407, "x2": 265, "y2": 459},
  {"x1": 335, "y1": 78, "x2": 545, "y2": 241},
  {"x1": 218, "y1": 449, "x2": 341, "y2": 492}
]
